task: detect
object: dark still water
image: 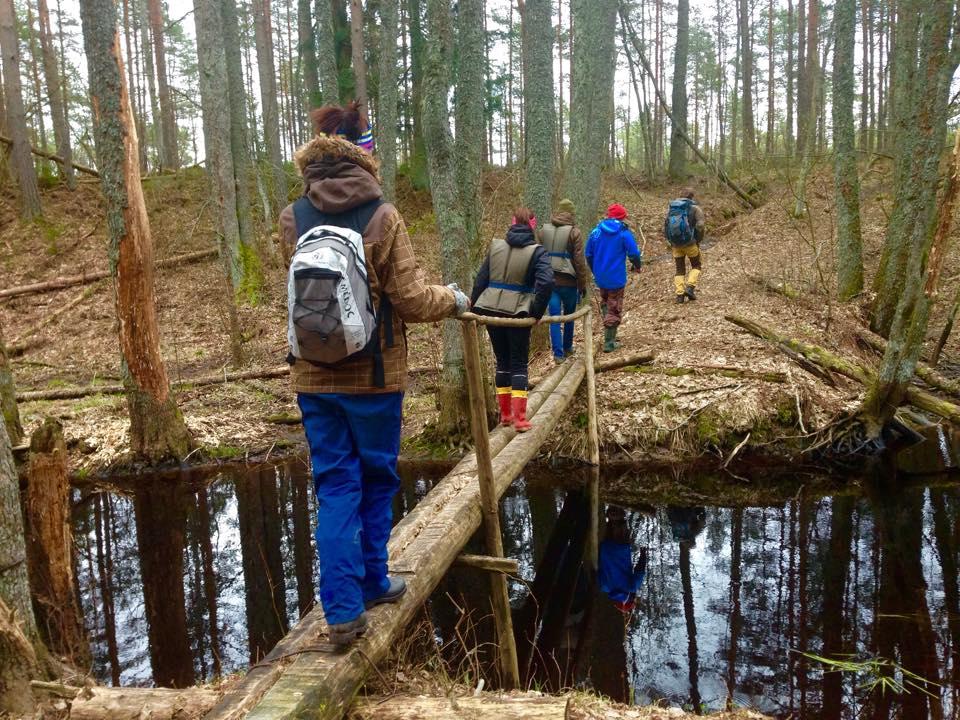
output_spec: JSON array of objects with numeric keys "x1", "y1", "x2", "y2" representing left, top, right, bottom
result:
[{"x1": 71, "y1": 439, "x2": 960, "y2": 718}]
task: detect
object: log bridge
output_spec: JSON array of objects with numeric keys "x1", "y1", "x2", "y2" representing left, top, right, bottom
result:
[{"x1": 191, "y1": 307, "x2": 601, "y2": 720}]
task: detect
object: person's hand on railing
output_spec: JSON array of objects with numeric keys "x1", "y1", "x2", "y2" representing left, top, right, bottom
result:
[{"x1": 447, "y1": 283, "x2": 471, "y2": 317}]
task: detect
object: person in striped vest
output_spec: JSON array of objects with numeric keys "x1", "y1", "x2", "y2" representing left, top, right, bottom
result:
[{"x1": 471, "y1": 207, "x2": 554, "y2": 432}]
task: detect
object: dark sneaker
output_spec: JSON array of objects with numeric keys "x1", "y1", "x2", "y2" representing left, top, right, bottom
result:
[
  {"x1": 685, "y1": 285, "x2": 697, "y2": 301},
  {"x1": 564, "y1": 348, "x2": 575, "y2": 359},
  {"x1": 675, "y1": 294, "x2": 686, "y2": 304},
  {"x1": 365, "y1": 576, "x2": 407, "y2": 609},
  {"x1": 328, "y1": 612, "x2": 368, "y2": 647},
  {"x1": 553, "y1": 355, "x2": 566, "y2": 366}
]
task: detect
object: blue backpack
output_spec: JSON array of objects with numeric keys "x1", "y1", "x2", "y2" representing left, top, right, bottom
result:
[{"x1": 665, "y1": 198, "x2": 696, "y2": 247}]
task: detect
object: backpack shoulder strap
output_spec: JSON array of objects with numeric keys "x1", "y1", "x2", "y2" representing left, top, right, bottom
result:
[{"x1": 292, "y1": 196, "x2": 385, "y2": 237}]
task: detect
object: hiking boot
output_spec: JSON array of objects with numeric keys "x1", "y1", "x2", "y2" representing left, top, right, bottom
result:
[
  {"x1": 564, "y1": 348, "x2": 576, "y2": 359},
  {"x1": 553, "y1": 355, "x2": 566, "y2": 366},
  {"x1": 365, "y1": 576, "x2": 407, "y2": 609},
  {"x1": 328, "y1": 613, "x2": 368, "y2": 647},
  {"x1": 684, "y1": 285, "x2": 697, "y2": 302},
  {"x1": 675, "y1": 293, "x2": 686, "y2": 304},
  {"x1": 511, "y1": 396, "x2": 532, "y2": 432},
  {"x1": 602, "y1": 326, "x2": 621, "y2": 353},
  {"x1": 496, "y1": 389, "x2": 513, "y2": 425}
]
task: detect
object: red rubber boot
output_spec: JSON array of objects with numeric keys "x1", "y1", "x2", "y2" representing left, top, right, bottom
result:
[
  {"x1": 511, "y1": 395, "x2": 532, "y2": 432},
  {"x1": 496, "y1": 389, "x2": 513, "y2": 425}
]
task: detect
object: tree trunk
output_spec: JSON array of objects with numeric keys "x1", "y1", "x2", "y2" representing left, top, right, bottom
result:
[
  {"x1": 0, "y1": 324, "x2": 22, "y2": 446},
  {"x1": 92, "y1": 494, "x2": 120, "y2": 685},
  {"x1": 739, "y1": 0, "x2": 756, "y2": 158},
  {"x1": 24, "y1": 418, "x2": 89, "y2": 666},
  {"x1": 0, "y1": 0, "x2": 42, "y2": 219},
  {"x1": 406, "y1": 0, "x2": 428, "y2": 187},
  {"x1": 766, "y1": 0, "x2": 774, "y2": 154},
  {"x1": 220, "y1": 0, "x2": 260, "y2": 281},
  {"x1": 298, "y1": 0, "x2": 320, "y2": 110},
  {"x1": 147, "y1": 0, "x2": 178, "y2": 170},
  {"x1": 0, "y1": 423, "x2": 43, "y2": 715},
  {"x1": 252, "y1": 0, "x2": 288, "y2": 213},
  {"x1": 667, "y1": 0, "x2": 689, "y2": 179},
  {"x1": 870, "y1": 1, "x2": 922, "y2": 336},
  {"x1": 349, "y1": 0, "x2": 367, "y2": 108},
  {"x1": 139, "y1": 0, "x2": 160, "y2": 170},
  {"x1": 79, "y1": 0, "x2": 194, "y2": 462},
  {"x1": 314, "y1": 0, "x2": 339, "y2": 104},
  {"x1": 786, "y1": 0, "x2": 794, "y2": 154},
  {"x1": 833, "y1": 0, "x2": 864, "y2": 301},
  {"x1": 561, "y1": 0, "x2": 617, "y2": 226},
  {"x1": 521, "y1": 0, "x2": 555, "y2": 223},
  {"x1": 423, "y1": 0, "x2": 470, "y2": 436},
  {"x1": 36, "y1": 0, "x2": 74, "y2": 187},
  {"x1": 797, "y1": 0, "x2": 818, "y2": 156},
  {"x1": 860, "y1": 0, "x2": 959, "y2": 434},
  {"x1": 377, "y1": 0, "x2": 398, "y2": 200}
]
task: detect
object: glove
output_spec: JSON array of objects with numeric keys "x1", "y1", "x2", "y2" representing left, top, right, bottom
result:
[
  {"x1": 447, "y1": 283, "x2": 470, "y2": 317},
  {"x1": 630, "y1": 259, "x2": 643, "y2": 273}
]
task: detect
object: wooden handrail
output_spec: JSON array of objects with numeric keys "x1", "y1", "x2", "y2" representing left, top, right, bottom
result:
[{"x1": 460, "y1": 304, "x2": 592, "y2": 327}]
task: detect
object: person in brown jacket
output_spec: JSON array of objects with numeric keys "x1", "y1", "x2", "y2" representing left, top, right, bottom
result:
[
  {"x1": 280, "y1": 102, "x2": 469, "y2": 647},
  {"x1": 538, "y1": 198, "x2": 588, "y2": 364}
]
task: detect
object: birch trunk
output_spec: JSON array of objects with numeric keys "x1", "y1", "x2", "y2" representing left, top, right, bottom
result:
[{"x1": 79, "y1": 0, "x2": 194, "y2": 461}]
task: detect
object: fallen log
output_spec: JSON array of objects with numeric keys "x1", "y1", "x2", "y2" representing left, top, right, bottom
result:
[
  {"x1": 454, "y1": 553, "x2": 520, "y2": 574},
  {"x1": 66, "y1": 686, "x2": 221, "y2": 720},
  {"x1": 626, "y1": 364, "x2": 787, "y2": 383},
  {"x1": 17, "y1": 365, "x2": 290, "y2": 402},
  {"x1": 0, "y1": 248, "x2": 218, "y2": 301},
  {"x1": 352, "y1": 694, "x2": 572, "y2": 720},
  {"x1": 0, "y1": 135, "x2": 99, "y2": 177},
  {"x1": 855, "y1": 328, "x2": 960, "y2": 399},
  {"x1": 10, "y1": 280, "x2": 107, "y2": 348},
  {"x1": 725, "y1": 314, "x2": 960, "y2": 426},
  {"x1": 7, "y1": 336, "x2": 47, "y2": 358},
  {"x1": 595, "y1": 350, "x2": 655, "y2": 373},
  {"x1": 205, "y1": 362, "x2": 577, "y2": 720},
  {"x1": 746, "y1": 274, "x2": 803, "y2": 299}
]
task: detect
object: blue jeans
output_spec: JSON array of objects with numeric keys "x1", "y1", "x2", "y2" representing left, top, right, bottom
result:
[
  {"x1": 548, "y1": 286, "x2": 580, "y2": 359},
  {"x1": 297, "y1": 391, "x2": 402, "y2": 625}
]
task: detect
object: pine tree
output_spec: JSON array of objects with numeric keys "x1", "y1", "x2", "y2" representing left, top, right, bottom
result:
[
  {"x1": 739, "y1": 0, "x2": 756, "y2": 157},
  {"x1": 0, "y1": 0, "x2": 42, "y2": 219},
  {"x1": 562, "y1": 0, "x2": 617, "y2": 226},
  {"x1": 316, "y1": 0, "x2": 340, "y2": 104},
  {"x1": 147, "y1": 0, "x2": 179, "y2": 170},
  {"x1": 79, "y1": 0, "x2": 194, "y2": 461},
  {"x1": 860, "y1": 0, "x2": 959, "y2": 435},
  {"x1": 377, "y1": 0, "x2": 398, "y2": 199},
  {"x1": 668, "y1": 0, "x2": 689, "y2": 179},
  {"x1": 349, "y1": 0, "x2": 367, "y2": 108},
  {"x1": 521, "y1": 0, "x2": 555, "y2": 222},
  {"x1": 252, "y1": 0, "x2": 288, "y2": 212},
  {"x1": 298, "y1": 0, "x2": 321, "y2": 109},
  {"x1": 36, "y1": 0, "x2": 73, "y2": 187},
  {"x1": 833, "y1": 0, "x2": 863, "y2": 301}
]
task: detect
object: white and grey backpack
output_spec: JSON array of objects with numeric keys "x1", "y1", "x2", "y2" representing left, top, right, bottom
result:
[{"x1": 287, "y1": 196, "x2": 391, "y2": 386}]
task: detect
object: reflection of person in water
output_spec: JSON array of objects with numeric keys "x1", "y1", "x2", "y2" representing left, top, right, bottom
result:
[
  {"x1": 666, "y1": 506, "x2": 707, "y2": 547},
  {"x1": 599, "y1": 506, "x2": 648, "y2": 613}
]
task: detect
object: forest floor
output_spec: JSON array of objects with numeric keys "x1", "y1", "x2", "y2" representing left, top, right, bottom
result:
[{"x1": 2, "y1": 157, "x2": 958, "y2": 474}]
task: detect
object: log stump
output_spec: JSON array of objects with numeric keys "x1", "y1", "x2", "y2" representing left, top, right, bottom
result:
[{"x1": 25, "y1": 418, "x2": 89, "y2": 667}]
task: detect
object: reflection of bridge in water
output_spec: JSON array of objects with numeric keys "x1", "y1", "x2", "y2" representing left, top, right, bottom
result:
[{"x1": 204, "y1": 307, "x2": 602, "y2": 720}]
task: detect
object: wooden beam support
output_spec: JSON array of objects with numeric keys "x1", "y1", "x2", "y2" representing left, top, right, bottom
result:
[
  {"x1": 454, "y1": 554, "x2": 520, "y2": 574},
  {"x1": 462, "y1": 319, "x2": 520, "y2": 688}
]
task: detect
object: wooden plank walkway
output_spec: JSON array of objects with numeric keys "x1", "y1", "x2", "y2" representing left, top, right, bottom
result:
[{"x1": 203, "y1": 357, "x2": 587, "y2": 720}]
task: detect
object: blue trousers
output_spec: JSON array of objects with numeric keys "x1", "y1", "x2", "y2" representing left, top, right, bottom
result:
[
  {"x1": 298, "y1": 391, "x2": 402, "y2": 625},
  {"x1": 548, "y1": 286, "x2": 580, "y2": 359}
]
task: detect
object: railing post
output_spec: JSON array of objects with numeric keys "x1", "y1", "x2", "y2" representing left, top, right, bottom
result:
[
  {"x1": 461, "y1": 319, "x2": 521, "y2": 689},
  {"x1": 583, "y1": 308, "x2": 601, "y2": 571}
]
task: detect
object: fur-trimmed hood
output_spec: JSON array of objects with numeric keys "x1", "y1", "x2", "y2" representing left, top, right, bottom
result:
[{"x1": 294, "y1": 133, "x2": 380, "y2": 180}]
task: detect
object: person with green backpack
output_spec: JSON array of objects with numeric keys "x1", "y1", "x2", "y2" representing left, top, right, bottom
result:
[{"x1": 663, "y1": 188, "x2": 706, "y2": 303}]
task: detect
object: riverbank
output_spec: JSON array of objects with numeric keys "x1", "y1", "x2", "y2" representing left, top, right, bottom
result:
[{"x1": 3, "y1": 160, "x2": 959, "y2": 474}]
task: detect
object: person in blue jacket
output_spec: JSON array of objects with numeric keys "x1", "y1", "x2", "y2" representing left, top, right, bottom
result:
[
  {"x1": 599, "y1": 505, "x2": 648, "y2": 614},
  {"x1": 585, "y1": 203, "x2": 642, "y2": 352}
]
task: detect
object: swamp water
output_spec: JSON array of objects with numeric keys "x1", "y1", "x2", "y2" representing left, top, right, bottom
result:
[{"x1": 72, "y1": 433, "x2": 960, "y2": 719}]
